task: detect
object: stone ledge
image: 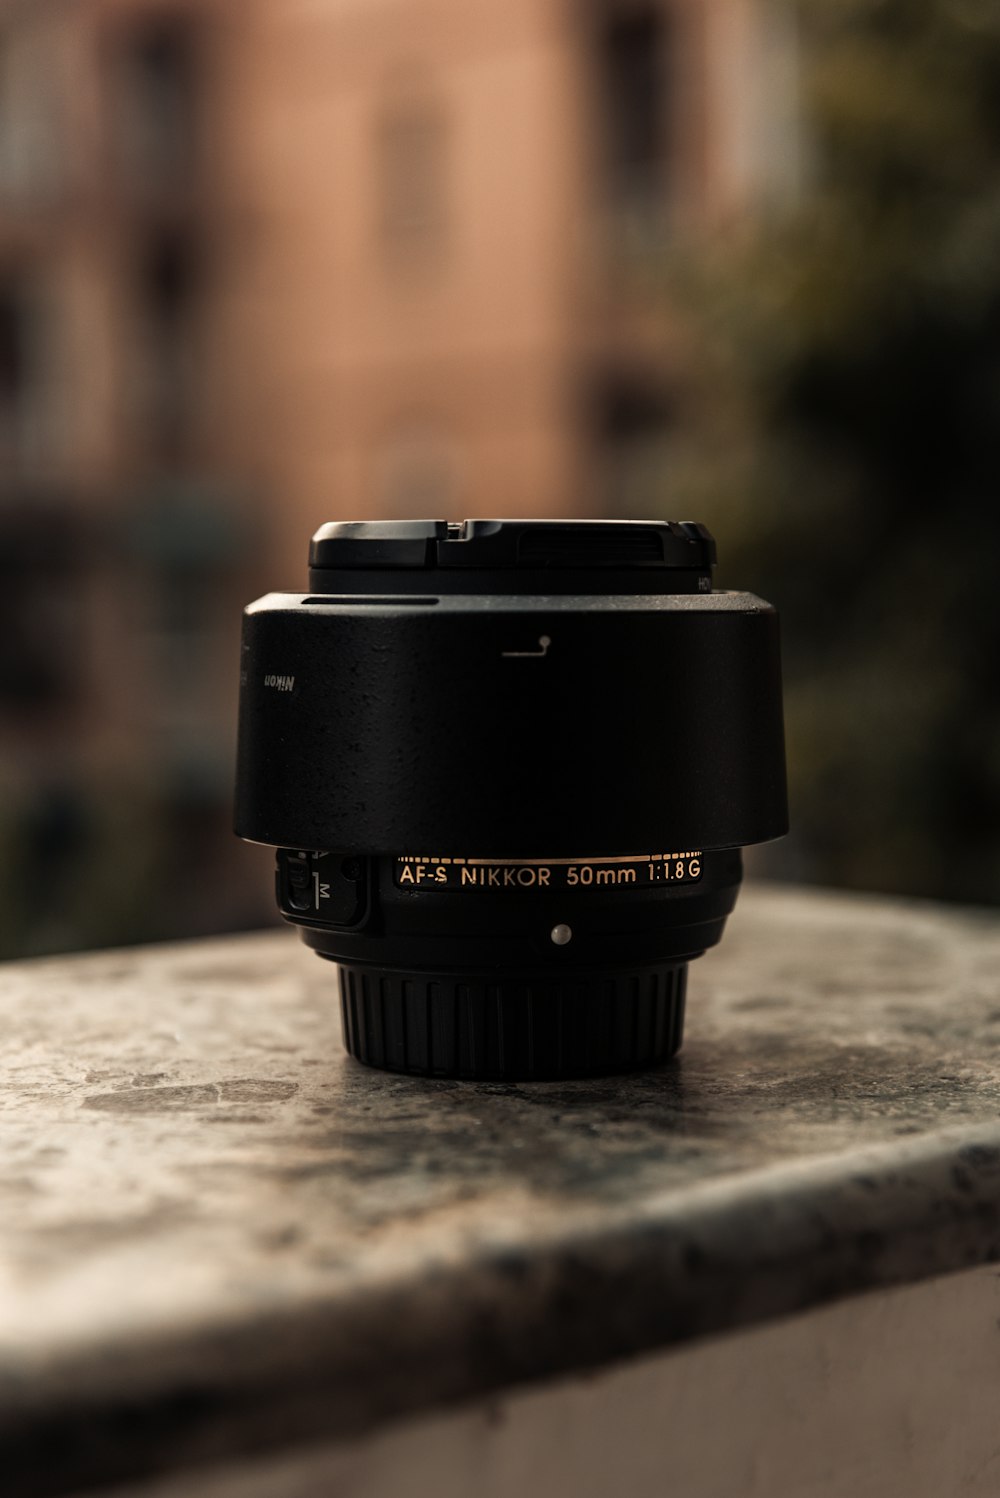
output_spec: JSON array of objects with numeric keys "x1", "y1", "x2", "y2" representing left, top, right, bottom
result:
[{"x1": 2, "y1": 883, "x2": 999, "y2": 1496}]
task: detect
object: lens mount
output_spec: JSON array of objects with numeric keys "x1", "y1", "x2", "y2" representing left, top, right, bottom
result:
[{"x1": 337, "y1": 962, "x2": 688, "y2": 1079}]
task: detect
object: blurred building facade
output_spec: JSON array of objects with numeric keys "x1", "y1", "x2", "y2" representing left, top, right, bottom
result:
[
  {"x1": 222, "y1": 0, "x2": 789, "y2": 584},
  {"x1": 0, "y1": 0, "x2": 787, "y2": 955}
]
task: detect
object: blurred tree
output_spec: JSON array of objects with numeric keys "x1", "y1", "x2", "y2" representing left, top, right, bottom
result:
[{"x1": 666, "y1": 0, "x2": 1000, "y2": 903}]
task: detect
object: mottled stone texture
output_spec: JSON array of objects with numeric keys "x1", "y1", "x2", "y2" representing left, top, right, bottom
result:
[{"x1": 2, "y1": 883, "x2": 1000, "y2": 1496}]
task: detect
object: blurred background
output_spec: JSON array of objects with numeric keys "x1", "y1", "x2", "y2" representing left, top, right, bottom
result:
[{"x1": 0, "y1": 0, "x2": 997, "y2": 959}]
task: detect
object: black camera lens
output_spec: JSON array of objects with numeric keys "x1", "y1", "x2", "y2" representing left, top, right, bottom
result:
[{"x1": 235, "y1": 519, "x2": 787, "y2": 1080}]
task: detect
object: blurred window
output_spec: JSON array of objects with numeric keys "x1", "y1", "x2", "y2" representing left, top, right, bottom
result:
[
  {"x1": 116, "y1": 16, "x2": 199, "y2": 188},
  {"x1": 0, "y1": 32, "x2": 16, "y2": 195},
  {"x1": 0, "y1": 29, "x2": 61, "y2": 203},
  {"x1": 377, "y1": 97, "x2": 450, "y2": 269},
  {"x1": 0, "y1": 511, "x2": 84, "y2": 713},
  {"x1": 126, "y1": 480, "x2": 241, "y2": 761},
  {"x1": 0, "y1": 274, "x2": 51, "y2": 477},
  {"x1": 595, "y1": 4, "x2": 674, "y2": 251},
  {"x1": 595, "y1": 374, "x2": 672, "y2": 513},
  {"x1": 135, "y1": 230, "x2": 202, "y2": 461},
  {"x1": 0, "y1": 280, "x2": 27, "y2": 434}
]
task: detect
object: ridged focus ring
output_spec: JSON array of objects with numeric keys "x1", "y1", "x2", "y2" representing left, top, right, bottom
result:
[{"x1": 335, "y1": 963, "x2": 688, "y2": 1080}]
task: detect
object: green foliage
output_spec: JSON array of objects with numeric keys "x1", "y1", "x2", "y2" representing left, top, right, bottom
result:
[{"x1": 666, "y1": 0, "x2": 1000, "y2": 900}]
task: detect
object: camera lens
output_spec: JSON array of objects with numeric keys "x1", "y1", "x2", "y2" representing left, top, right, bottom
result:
[{"x1": 235, "y1": 519, "x2": 787, "y2": 1080}]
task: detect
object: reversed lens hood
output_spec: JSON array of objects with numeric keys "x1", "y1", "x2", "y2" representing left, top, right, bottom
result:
[{"x1": 235, "y1": 520, "x2": 786, "y2": 856}]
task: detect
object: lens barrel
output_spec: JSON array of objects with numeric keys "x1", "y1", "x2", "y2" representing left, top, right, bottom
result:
[{"x1": 235, "y1": 519, "x2": 787, "y2": 1080}]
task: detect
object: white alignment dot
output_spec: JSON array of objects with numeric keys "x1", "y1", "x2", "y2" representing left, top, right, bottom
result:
[{"x1": 550, "y1": 924, "x2": 572, "y2": 946}]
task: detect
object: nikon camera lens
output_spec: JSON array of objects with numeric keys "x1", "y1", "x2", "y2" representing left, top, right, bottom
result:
[{"x1": 235, "y1": 519, "x2": 787, "y2": 1080}]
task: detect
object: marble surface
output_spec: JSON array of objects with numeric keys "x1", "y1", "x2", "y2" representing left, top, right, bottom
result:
[{"x1": 3, "y1": 883, "x2": 1000, "y2": 1495}]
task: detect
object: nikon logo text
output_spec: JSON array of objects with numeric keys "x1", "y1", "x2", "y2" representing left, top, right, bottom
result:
[{"x1": 264, "y1": 674, "x2": 295, "y2": 692}]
